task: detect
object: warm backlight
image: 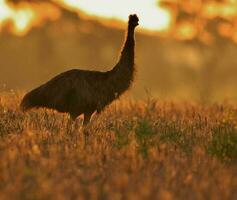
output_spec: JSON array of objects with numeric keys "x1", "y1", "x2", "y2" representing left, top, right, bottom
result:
[
  {"x1": 0, "y1": 0, "x2": 172, "y2": 36},
  {"x1": 0, "y1": 0, "x2": 60, "y2": 36},
  {"x1": 0, "y1": 0, "x2": 237, "y2": 43},
  {"x1": 57, "y1": 0, "x2": 172, "y2": 31}
]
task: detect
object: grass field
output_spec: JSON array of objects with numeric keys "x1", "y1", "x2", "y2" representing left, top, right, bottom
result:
[{"x1": 0, "y1": 91, "x2": 237, "y2": 200}]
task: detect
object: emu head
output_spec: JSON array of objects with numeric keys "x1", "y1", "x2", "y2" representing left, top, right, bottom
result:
[{"x1": 129, "y1": 14, "x2": 139, "y2": 28}]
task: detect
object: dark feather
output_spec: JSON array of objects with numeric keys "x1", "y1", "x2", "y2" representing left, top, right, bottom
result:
[{"x1": 20, "y1": 14, "x2": 139, "y2": 125}]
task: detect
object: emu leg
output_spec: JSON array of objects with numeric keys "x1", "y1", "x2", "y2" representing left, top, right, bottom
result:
[
  {"x1": 83, "y1": 112, "x2": 93, "y2": 126},
  {"x1": 82, "y1": 112, "x2": 93, "y2": 148}
]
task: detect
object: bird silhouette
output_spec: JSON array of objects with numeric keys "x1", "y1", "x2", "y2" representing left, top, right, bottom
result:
[{"x1": 20, "y1": 14, "x2": 139, "y2": 125}]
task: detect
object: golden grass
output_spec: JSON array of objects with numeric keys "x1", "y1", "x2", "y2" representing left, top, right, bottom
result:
[{"x1": 0, "y1": 92, "x2": 237, "y2": 200}]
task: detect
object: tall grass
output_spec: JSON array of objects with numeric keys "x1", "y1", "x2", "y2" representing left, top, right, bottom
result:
[{"x1": 0, "y1": 92, "x2": 236, "y2": 200}]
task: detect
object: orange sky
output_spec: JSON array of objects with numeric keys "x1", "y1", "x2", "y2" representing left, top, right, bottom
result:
[
  {"x1": 57, "y1": 0, "x2": 172, "y2": 31},
  {"x1": 0, "y1": 0, "x2": 237, "y2": 43},
  {"x1": 0, "y1": 0, "x2": 172, "y2": 36}
]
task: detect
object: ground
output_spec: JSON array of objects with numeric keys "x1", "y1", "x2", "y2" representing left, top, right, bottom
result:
[{"x1": 0, "y1": 91, "x2": 237, "y2": 200}]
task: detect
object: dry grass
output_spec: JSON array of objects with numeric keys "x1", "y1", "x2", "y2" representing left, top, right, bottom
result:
[{"x1": 0, "y1": 92, "x2": 237, "y2": 200}]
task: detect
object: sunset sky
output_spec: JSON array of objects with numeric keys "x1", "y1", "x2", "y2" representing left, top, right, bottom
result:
[
  {"x1": 1, "y1": 0, "x2": 237, "y2": 43},
  {"x1": 57, "y1": 0, "x2": 172, "y2": 31},
  {"x1": 0, "y1": 0, "x2": 172, "y2": 36}
]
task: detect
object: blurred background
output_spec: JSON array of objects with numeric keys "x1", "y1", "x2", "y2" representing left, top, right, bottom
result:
[{"x1": 0, "y1": 0, "x2": 237, "y2": 102}]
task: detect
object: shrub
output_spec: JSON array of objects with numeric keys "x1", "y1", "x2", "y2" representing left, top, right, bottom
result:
[{"x1": 208, "y1": 122, "x2": 237, "y2": 162}]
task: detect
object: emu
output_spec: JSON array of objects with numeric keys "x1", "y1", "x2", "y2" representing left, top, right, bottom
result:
[{"x1": 20, "y1": 14, "x2": 139, "y2": 125}]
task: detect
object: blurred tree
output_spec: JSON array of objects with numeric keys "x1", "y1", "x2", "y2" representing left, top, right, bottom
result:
[
  {"x1": 8, "y1": 0, "x2": 61, "y2": 8},
  {"x1": 9, "y1": 0, "x2": 53, "y2": 3},
  {"x1": 159, "y1": 0, "x2": 237, "y2": 102},
  {"x1": 160, "y1": 0, "x2": 237, "y2": 43}
]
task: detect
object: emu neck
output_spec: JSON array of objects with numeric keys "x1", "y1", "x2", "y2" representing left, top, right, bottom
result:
[
  {"x1": 117, "y1": 25, "x2": 135, "y2": 68},
  {"x1": 111, "y1": 24, "x2": 136, "y2": 82}
]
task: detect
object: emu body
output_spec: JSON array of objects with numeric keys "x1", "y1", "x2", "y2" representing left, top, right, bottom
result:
[{"x1": 20, "y1": 14, "x2": 139, "y2": 125}]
